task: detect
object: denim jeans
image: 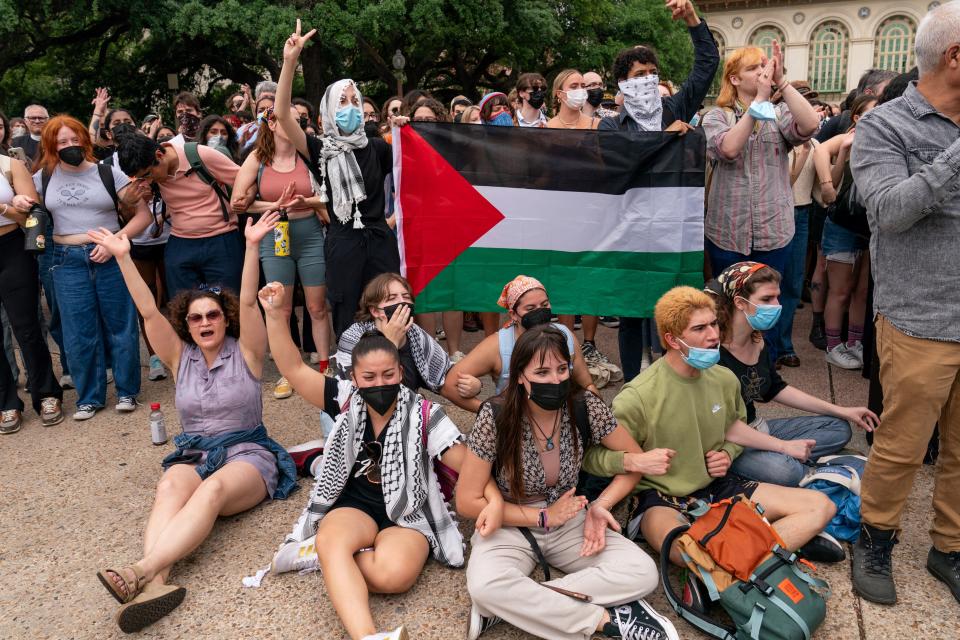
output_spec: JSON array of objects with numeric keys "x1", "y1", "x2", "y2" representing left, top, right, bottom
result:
[
  {"x1": 772, "y1": 205, "x2": 811, "y2": 357},
  {"x1": 164, "y1": 231, "x2": 244, "y2": 298},
  {"x1": 730, "y1": 414, "x2": 852, "y2": 486},
  {"x1": 37, "y1": 249, "x2": 69, "y2": 376},
  {"x1": 51, "y1": 244, "x2": 141, "y2": 407}
]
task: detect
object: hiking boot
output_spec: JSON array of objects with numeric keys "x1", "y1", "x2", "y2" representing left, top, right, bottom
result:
[
  {"x1": 809, "y1": 319, "x2": 827, "y2": 351},
  {"x1": 271, "y1": 537, "x2": 319, "y2": 574},
  {"x1": 852, "y1": 524, "x2": 898, "y2": 604},
  {"x1": 465, "y1": 600, "x2": 502, "y2": 639},
  {"x1": 800, "y1": 531, "x2": 846, "y2": 563},
  {"x1": 40, "y1": 397, "x2": 64, "y2": 427},
  {"x1": 926, "y1": 547, "x2": 960, "y2": 604},
  {"x1": 0, "y1": 409, "x2": 22, "y2": 434},
  {"x1": 826, "y1": 344, "x2": 861, "y2": 370},
  {"x1": 602, "y1": 599, "x2": 679, "y2": 640}
]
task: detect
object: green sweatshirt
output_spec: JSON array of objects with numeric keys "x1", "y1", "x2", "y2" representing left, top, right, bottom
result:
[{"x1": 582, "y1": 357, "x2": 745, "y2": 497}]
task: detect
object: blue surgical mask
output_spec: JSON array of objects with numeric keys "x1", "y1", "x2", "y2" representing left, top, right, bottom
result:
[
  {"x1": 487, "y1": 112, "x2": 514, "y2": 127},
  {"x1": 678, "y1": 338, "x2": 720, "y2": 370},
  {"x1": 335, "y1": 106, "x2": 362, "y2": 134},
  {"x1": 748, "y1": 100, "x2": 777, "y2": 121},
  {"x1": 738, "y1": 297, "x2": 782, "y2": 331}
]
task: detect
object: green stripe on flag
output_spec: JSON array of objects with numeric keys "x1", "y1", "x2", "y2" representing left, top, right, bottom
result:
[{"x1": 413, "y1": 247, "x2": 705, "y2": 316}]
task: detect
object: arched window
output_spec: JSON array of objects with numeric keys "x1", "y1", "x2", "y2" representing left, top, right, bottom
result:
[
  {"x1": 709, "y1": 30, "x2": 726, "y2": 97},
  {"x1": 874, "y1": 16, "x2": 916, "y2": 72},
  {"x1": 809, "y1": 21, "x2": 849, "y2": 94},
  {"x1": 749, "y1": 25, "x2": 786, "y2": 59}
]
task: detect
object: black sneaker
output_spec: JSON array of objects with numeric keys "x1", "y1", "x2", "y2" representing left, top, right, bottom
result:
[
  {"x1": 800, "y1": 531, "x2": 846, "y2": 563},
  {"x1": 600, "y1": 316, "x2": 620, "y2": 328},
  {"x1": 809, "y1": 319, "x2": 827, "y2": 351},
  {"x1": 602, "y1": 599, "x2": 679, "y2": 640},
  {"x1": 574, "y1": 315, "x2": 583, "y2": 329},
  {"x1": 465, "y1": 601, "x2": 501, "y2": 640},
  {"x1": 927, "y1": 547, "x2": 960, "y2": 604},
  {"x1": 852, "y1": 524, "x2": 898, "y2": 604}
]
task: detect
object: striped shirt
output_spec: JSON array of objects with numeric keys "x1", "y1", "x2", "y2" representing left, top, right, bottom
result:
[{"x1": 703, "y1": 102, "x2": 811, "y2": 253}]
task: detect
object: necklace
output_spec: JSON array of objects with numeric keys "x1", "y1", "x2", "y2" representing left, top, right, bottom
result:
[
  {"x1": 529, "y1": 408, "x2": 561, "y2": 451},
  {"x1": 557, "y1": 112, "x2": 581, "y2": 128}
]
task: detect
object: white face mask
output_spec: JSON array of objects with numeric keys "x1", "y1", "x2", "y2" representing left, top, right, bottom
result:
[
  {"x1": 206, "y1": 134, "x2": 224, "y2": 147},
  {"x1": 563, "y1": 88, "x2": 587, "y2": 110},
  {"x1": 11, "y1": 126, "x2": 27, "y2": 138},
  {"x1": 618, "y1": 74, "x2": 664, "y2": 131}
]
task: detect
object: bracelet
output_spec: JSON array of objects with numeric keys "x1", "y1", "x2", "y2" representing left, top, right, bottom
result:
[{"x1": 93, "y1": 113, "x2": 104, "y2": 118}]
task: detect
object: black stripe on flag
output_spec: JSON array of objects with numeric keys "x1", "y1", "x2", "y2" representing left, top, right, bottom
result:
[{"x1": 409, "y1": 122, "x2": 705, "y2": 194}]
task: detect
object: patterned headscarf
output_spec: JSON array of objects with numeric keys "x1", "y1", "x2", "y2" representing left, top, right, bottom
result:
[
  {"x1": 711, "y1": 261, "x2": 769, "y2": 300},
  {"x1": 497, "y1": 275, "x2": 546, "y2": 310}
]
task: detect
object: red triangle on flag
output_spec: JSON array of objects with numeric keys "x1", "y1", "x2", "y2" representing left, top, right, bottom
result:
[{"x1": 398, "y1": 125, "x2": 505, "y2": 296}]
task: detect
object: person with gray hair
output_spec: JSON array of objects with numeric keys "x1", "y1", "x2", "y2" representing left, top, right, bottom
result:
[
  {"x1": 816, "y1": 68, "x2": 898, "y2": 142},
  {"x1": 255, "y1": 80, "x2": 277, "y2": 100},
  {"x1": 10, "y1": 104, "x2": 48, "y2": 165},
  {"x1": 849, "y1": 0, "x2": 960, "y2": 608}
]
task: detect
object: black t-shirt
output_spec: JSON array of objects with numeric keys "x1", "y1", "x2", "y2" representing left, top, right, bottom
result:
[
  {"x1": 10, "y1": 135, "x2": 40, "y2": 163},
  {"x1": 337, "y1": 416, "x2": 388, "y2": 520},
  {"x1": 719, "y1": 343, "x2": 788, "y2": 424},
  {"x1": 305, "y1": 135, "x2": 392, "y2": 231}
]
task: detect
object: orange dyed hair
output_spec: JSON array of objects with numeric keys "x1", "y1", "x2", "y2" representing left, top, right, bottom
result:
[
  {"x1": 716, "y1": 46, "x2": 765, "y2": 109},
  {"x1": 654, "y1": 286, "x2": 716, "y2": 350},
  {"x1": 36, "y1": 115, "x2": 96, "y2": 175}
]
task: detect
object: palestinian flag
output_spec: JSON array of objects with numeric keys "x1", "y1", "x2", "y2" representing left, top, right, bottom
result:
[{"x1": 393, "y1": 123, "x2": 705, "y2": 317}]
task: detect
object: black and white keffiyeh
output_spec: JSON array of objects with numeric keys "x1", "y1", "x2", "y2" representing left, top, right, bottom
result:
[
  {"x1": 282, "y1": 385, "x2": 465, "y2": 567},
  {"x1": 317, "y1": 78, "x2": 369, "y2": 228},
  {"x1": 335, "y1": 321, "x2": 452, "y2": 393}
]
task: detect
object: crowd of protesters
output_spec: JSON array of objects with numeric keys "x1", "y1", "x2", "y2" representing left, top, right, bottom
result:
[{"x1": 1, "y1": 0, "x2": 958, "y2": 638}]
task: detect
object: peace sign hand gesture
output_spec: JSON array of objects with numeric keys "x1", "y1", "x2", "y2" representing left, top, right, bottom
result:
[{"x1": 283, "y1": 19, "x2": 317, "y2": 63}]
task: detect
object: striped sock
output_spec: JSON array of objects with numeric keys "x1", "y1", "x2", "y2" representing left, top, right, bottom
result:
[
  {"x1": 847, "y1": 324, "x2": 863, "y2": 347},
  {"x1": 826, "y1": 328, "x2": 842, "y2": 351}
]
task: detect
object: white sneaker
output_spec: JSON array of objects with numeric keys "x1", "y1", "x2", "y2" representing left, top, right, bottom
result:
[
  {"x1": 148, "y1": 355, "x2": 167, "y2": 381},
  {"x1": 72, "y1": 404, "x2": 98, "y2": 421},
  {"x1": 825, "y1": 344, "x2": 861, "y2": 370},
  {"x1": 466, "y1": 600, "x2": 501, "y2": 640},
  {"x1": 59, "y1": 374, "x2": 74, "y2": 390},
  {"x1": 450, "y1": 350, "x2": 465, "y2": 364},
  {"x1": 271, "y1": 537, "x2": 320, "y2": 574},
  {"x1": 640, "y1": 347, "x2": 652, "y2": 371},
  {"x1": 846, "y1": 341, "x2": 864, "y2": 366},
  {"x1": 116, "y1": 396, "x2": 137, "y2": 412},
  {"x1": 309, "y1": 352, "x2": 321, "y2": 364},
  {"x1": 361, "y1": 627, "x2": 408, "y2": 640}
]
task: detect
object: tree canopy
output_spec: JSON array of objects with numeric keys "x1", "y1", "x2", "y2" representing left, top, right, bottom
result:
[{"x1": 0, "y1": 0, "x2": 698, "y2": 121}]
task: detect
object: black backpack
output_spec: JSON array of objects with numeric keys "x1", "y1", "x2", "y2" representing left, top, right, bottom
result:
[
  {"x1": 825, "y1": 163, "x2": 870, "y2": 238},
  {"x1": 41, "y1": 163, "x2": 128, "y2": 229}
]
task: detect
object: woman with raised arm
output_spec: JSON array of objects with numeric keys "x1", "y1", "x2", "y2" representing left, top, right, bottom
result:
[
  {"x1": 261, "y1": 281, "x2": 503, "y2": 640},
  {"x1": 86, "y1": 213, "x2": 296, "y2": 633}
]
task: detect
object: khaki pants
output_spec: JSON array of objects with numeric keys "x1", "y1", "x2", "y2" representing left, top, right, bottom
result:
[
  {"x1": 465, "y1": 510, "x2": 658, "y2": 640},
  {"x1": 861, "y1": 315, "x2": 960, "y2": 551}
]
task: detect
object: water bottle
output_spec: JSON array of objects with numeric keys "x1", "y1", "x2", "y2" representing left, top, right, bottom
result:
[
  {"x1": 23, "y1": 203, "x2": 50, "y2": 253},
  {"x1": 274, "y1": 208, "x2": 290, "y2": 256},
  {"x1": 150, "y1": 402, "x2": 168, "y2": 446}
]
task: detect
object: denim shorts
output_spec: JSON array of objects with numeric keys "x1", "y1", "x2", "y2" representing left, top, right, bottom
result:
[
  {"x1": 821, "y1": 218, "x2": 867, "y2": 264},
  {"x1": 259, "y1": 214, "x2": 326, "y2": 286}
]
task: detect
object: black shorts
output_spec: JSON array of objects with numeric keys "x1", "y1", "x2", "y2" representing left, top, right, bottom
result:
[
  {"x1": 631, "y1": 474, "x2": 759, "y2": 519},
  {"x1": 329, "y1": 496, "x2": 395, "y2": 531},
  {"x1": 130, "y1": 243, "x2": 166, "y2": 262}
]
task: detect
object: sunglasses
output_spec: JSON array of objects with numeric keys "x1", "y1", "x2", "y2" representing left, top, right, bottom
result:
[
  {"x1": 185, "y1": 309, "x2": 223, "y2": 325},
  {"x1": 363, "y1": 441, "x2": 382, "y2": 484}
]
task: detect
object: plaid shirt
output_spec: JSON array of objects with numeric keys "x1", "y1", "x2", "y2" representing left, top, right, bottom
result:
[{"x1": 703, "y1": 102, "x2": 811, "y2": 253}]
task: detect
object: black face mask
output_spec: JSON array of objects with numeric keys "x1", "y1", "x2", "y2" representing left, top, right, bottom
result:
[
  {"x1": 92, "y1": 145, "x2": 114, "y2": 161},
  {"x1": 527, "y1": 378, "x2": 570, "y2": 411},
  {"x1": 58, "y1": 146, "x2": 85, "y2": 166},
  {"x1": 520, "y1": 306, "x2": 552, "y2": 330},
  {"x1": 299, "y1": 116, "x2": 310, "y2": 130},
  {"x1": 586, "y1": 88, "x2": 604, "y2": 108},
  {"x1": 359, "y1": 383, "x2": 401, "y2": 415},
  {"x1": 381, "y1": 301, "x2": 414, "y2": 321},
  {"x1": 527, "y1": 89, "x2": 546, "y2": 110},
  {"x1": 364, "y1": 121, "x2": 381, "y2": 138}
]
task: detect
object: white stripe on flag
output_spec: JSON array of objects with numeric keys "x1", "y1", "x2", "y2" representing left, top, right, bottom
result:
[{"x1": 474, "y1": 186, "x2": 704, "y2": 254}]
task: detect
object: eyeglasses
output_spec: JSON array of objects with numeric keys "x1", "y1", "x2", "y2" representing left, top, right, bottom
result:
[
  {"x1": 185, "y1": 309, "x2": 224, "y2": 325},
  {"x1": 25, "y1": 116, "x2": 48, "y2": 122},
  {"x1": 363, "y1": 441, "x2": 383, "y2": 484},
  {"x1": 364, "y1": 113, "x2": 379, "y2": 122},
  {"x1": 583, "y1": 82, "x2": 603, "y2": 90}
]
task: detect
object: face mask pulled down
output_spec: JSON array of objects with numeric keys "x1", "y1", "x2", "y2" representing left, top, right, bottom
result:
[{"x1": 618, "y1": 74, "x2": 663, "y2": 131}]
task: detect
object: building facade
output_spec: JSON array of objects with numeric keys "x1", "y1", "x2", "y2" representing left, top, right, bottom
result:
[{"x1": 699, "y1": 0, "x2": 939, "y2": 101}]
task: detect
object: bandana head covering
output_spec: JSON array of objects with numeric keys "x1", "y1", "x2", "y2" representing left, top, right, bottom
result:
[
  {"x1": 498, "y1": 275, "x2": 546, "y2": 310},
  {"x1": 317, "y1": 78, "x2": 370, "y2": 228},
  {"x1": 478, "y1": 92, "x2": 507, "y2": 118},
  {"x1": 711, "y1": 261, "x2": 769, "y2": 300}
]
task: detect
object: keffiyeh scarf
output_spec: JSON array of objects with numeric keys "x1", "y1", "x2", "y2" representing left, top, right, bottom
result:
[
  {"x1": 317, "y1": 78, "x2": 369, "y2": 228},
  {"x1": 335, "y1": 321, "x2": 452, "y2": 393},
  {"x1": 283, "y1": 385, "x2": 465, "y2": 567}
]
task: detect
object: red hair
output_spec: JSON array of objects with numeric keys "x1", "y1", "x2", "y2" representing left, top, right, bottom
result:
[{"x1": 36, "y1": 115, "x2": 96, "y2": 175}]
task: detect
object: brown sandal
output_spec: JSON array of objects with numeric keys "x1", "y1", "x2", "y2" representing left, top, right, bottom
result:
[
  {"x1": 96, "y1": 565, "x2": 147, "y2": 604},
  {"x1": 115, "y1": 582, "x2": 186, "y2": 633}
]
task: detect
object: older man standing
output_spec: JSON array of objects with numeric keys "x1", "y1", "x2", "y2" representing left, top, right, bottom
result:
[
  {"x1": 850, "y1": 1, "x2": 960, "y2": 606},
  {"x1": 10, "y1": 104, "x2": 48, "y2": 166}
]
